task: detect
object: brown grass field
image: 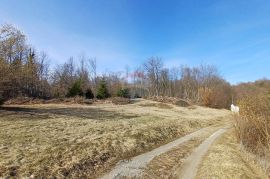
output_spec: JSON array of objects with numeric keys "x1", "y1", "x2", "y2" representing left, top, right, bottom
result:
[
  {"x1": 0, "y1": 99, "x2": 231, "y2": 178},
  {"x1": 197, "y1": 129, "x2": 268, "y2": 179}
]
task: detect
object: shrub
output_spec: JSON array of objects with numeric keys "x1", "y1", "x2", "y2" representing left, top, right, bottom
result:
[
  {"x1": 134, "y1": 93, "x2": 141, "y2": 98},
  {"x1": 198, "y1": 87, "x2": 212, "y2": 107},
  {"x1": 198, "y1": 83, "x2": 231, "y2": 109},
  {"x1": 85, "y1": 88, "x2": 94, "y2": 99},
  {"x1": 234, "y1": 94, "x2": 270, "y2": 160},
  {"x1": 65, "y1": 96, "x2": 84, "y2": 104},
  {"x1": 96, "y1": 79, "x2": 110, "y2": 99},
  {"x1": 83, "y1": 99, "x2": 93, "y2": 105},
  {"x1": 174, "y1": 99, "x2": 190, "y2": 107},
  {"x1": 117, "y1": 88, "x2": 130, "y2": 98},
  {"x1": 0, "y1": 96, "x2": 4, "y2": 105},
  {"x1": 111, "y1": 97, "x2": 130, "y2": 105},
  {"x1": 67, "y1": 80, "x2": 83, "y2": 97}
]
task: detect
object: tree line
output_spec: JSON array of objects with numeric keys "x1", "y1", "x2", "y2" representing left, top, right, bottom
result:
[{"x1": 0, "y1": 24, "x2": 233, "y2": 108}]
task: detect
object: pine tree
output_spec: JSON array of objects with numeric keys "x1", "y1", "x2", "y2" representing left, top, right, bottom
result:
[
  {"x1": 117, "y1": 88, "x2": 130, "y2": 98},
  {"x1": 96, "y1": 79, "x2": 110, "y2": 99},
  {"x1": 85, "y1": 88, "x2": 94, "y2": 99},
  {"x1": 67, "y1": 80, "x2": 83, "y2": 97}
]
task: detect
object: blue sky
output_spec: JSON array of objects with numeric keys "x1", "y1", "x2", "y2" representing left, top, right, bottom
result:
[{"x1": 1, "y1": 0, "x2": 270, "y2": 84}]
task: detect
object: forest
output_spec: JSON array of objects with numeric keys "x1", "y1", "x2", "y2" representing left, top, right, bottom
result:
[
  {"x1": 1, "y1": 24, "x2": 270, "y2": 109},
  {"x1": 0, "y1": 24, "x2": 237, "y2": 108}
]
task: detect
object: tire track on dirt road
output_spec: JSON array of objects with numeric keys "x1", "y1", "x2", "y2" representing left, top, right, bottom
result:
[
  {"x1": 174, "y1": 128, "x2": 228, "y2": 179},
  {"x1": 101, "y1": 126, "x2": 221, "y2": 179}
]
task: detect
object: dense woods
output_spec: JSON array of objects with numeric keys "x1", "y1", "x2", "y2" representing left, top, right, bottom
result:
[{"x1": 0, "y1": 23, "x2": 253, "y2": 109}]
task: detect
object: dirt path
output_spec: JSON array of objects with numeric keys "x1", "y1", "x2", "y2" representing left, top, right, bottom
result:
[
  {"x1": 101, "y1": 127, "x2": 213, "y2": 179},
  {"x1": 174, "y1": 128, "x2": 227, "y2": 179}
]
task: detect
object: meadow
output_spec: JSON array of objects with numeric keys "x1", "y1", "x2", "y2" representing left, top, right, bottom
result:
[{"x1": 0, "y1": 99, "x2": 230, "y2": 178}]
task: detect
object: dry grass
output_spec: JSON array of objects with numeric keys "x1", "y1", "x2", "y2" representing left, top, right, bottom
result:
[
  {"x1": 111, "y1": 97, "x2": 131, "y2": 105},
  {"x1": 143, "y1": 138, "x2": 203, "y2": 179},
  {"x1": 234, "y1": 94, "x2": 270, "y2": 174},
  {"x1": 0, "y1": 99, "x2": 230, "y2": 178},
  {"x1": 146, "y1": 96, "x2": 191, "y2": 107},
  {"x1": 4, "y1": 96, "x2": 95, "y2": 105},
  {"x1": 139, "y1": 102, "x2": 173, "y2": 109},
  {"x1": 197, "y1": 129, "x2": 268, "y2": 179},
  {"x1": 142, "y1": 127, "x2": 220, "y2": 179}
]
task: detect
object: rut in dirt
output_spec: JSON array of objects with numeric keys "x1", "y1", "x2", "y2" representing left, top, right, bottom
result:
[
  {"x1": 174, "y1": 128, "x2": 227, "y2": 179},
  {"x1": 101, "y1": 127, "x2": 213, "y2": 179}
]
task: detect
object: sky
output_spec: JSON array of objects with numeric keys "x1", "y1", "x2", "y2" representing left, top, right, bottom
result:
[{"x1": 1, "y1": 0, "x2": 270, "y2": 84}]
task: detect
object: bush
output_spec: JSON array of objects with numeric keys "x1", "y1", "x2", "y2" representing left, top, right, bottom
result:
[
  {"x1": 235, "y1": 94, "x2": 270, "y2": 160},
  {"x1": 174, "y1": 99, "x2": 190, "y2": 107},
  {"x1": 198, "y1": 87, "x2": 212, "y2": 107},
  {"x1": 83, "y1": 99, "x2": 93, "y2": 105},
  {"x1": 117, "y1": 88, "x2": 130, "y2": 98},
  {"x1": 198, "y1": 83, "x2": 232, "y2": 109},
  {"x1": 85, "y1": 88, "x2": 94, "y2": 99},
  {"x1": 67, "y1": 80, "x2": 83, "y2": 97},
  {"x1": 148, "y1": 96, "x2": 191, "y2": 107},
  {"x1": 96, "y1": 79, "x2": 110, "y2": 99},
  {"x1": 112, "y1": 97, "x2": 131, "y2": 105},
  {"x1": 134, "y1": 93, "x2": 141, "y2": 98},
  {"x1": 0, "y1": 96, "x2": 4, "y2": 105}
]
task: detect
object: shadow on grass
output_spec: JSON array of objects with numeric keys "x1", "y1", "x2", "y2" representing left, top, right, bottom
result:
[{"x1": 0, "y1": 106, "x2": 139, "y2": 120}]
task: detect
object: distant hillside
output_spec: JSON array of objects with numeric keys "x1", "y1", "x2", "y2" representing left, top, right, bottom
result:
[{"x1": 233, "y1": 79, "x2": 270, "y2": 100}]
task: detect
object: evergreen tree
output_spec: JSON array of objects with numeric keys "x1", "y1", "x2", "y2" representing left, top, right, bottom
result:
[
  {"x1": 85, "y1": 88, "x2": 94, "y2": 99},
  {"x1": 0, "y1": 95, "x2": 4, "y2": 105},
  {"x1": 117, "y1": 88, "x2": 130, "y2": 98},
  {"x1": 96, "y1": 79, "x2": 110, "y2": 99},
  {"x1": 67, "y1": 80, "x2": 83, "y2": 97}
]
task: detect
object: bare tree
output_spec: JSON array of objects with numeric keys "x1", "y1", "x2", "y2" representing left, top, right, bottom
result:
[
  {"x1": 180, "y1": 66, "x2": 200, "y2": 101},
  {"x1": 0, "y1": 24, "x2": 28, "y2": 98},
  {"x1": 160, "y1": 68, "x2": 170, "y2": 96},
  {"x1": 37, "y1": 52, "x2": 51, "y2": 98},
  {"x1": 51, "y1": 57, "x2": 76, "y2": 97},
  {"x1": 144, "y1": 57, "x2": 163, "y2": 96},
  {"x1": 77, "y1": 54, "x2": 90, "y2": 92},
  {"x1": 169, "y1": 67, "x2": 181, "y2": 97},
  {"x1": 0, "y1": 24, "x2": 26, "y2": 64},
  {"x1": 88, "y1": 58, "x2": 97, "y2": 94}
]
